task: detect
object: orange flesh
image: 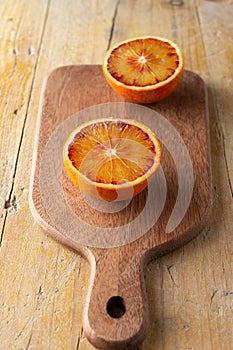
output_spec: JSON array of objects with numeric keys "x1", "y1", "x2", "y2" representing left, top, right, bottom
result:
[
  {"x1": 107, "y1": 38, "x2": 180, "y2": 87},
  {"x1": 68, "y1": 120, "x2": 158, "y2": 184}
]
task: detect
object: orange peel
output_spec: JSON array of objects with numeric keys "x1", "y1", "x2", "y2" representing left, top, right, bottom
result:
[
  {"x1": 102, "y1": 36, "x2": 184, "y2": 103},
  {"x1": 63, "y1": 118, "x2": 161, "y2": 201}
]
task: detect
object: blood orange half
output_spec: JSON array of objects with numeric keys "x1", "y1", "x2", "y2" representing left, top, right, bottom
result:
[
  {"x1": 102, "y1": 36, "x2": 183, "y2": 104},
  {"x1": 63, "y1": 118, "x2": 161, "y2": 201}
]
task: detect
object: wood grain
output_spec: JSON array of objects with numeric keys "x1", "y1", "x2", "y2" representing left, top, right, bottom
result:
[
  {"x1": 0, "y1": 1, "x2": 117, "y2": 349},
  {"x1": 0, "y1": 1, "x2": 232, "y2": 349},
  {"x1": 0, "y1": 0, "x2": 49, "y2": 233},
  {"x1": 199, "y1": 1, "x2": 233, "y2": 192},
  {"x1": 29, "y1": 65, "x2": 211, "y2": 349}
]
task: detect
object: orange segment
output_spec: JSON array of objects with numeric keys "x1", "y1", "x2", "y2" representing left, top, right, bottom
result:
[
  {"x1": 63, "y1": 118, "x2": 161, "y2": 201},
  {"x1": 102, "y1": 36, "x2": 183, "y2": 103}
]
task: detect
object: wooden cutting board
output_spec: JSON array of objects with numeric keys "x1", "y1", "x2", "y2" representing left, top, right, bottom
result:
[{"x1": 29, "y1": 65, "x2": 212, "y2": 350}]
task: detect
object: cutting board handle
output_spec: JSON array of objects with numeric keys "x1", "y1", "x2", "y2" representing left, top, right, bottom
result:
[{"x1": 83, "y1": 249, "x2": 149, "y2": 350}]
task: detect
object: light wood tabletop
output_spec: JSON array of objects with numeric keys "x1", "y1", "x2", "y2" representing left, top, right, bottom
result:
[{"x1": 0, "y1": 1, "x2": 232, "y2": 350}]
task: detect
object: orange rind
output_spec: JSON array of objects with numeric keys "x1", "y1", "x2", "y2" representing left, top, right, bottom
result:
[
  {"x1": 63, "y1": 118, "x2": 161, "y2": 201},
  {"x1": 102, "y1": 36, "x2": 183, "y2": 103}
]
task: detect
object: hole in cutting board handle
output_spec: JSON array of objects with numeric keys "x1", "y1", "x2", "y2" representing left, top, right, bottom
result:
[{"x1": 107, "y1": 296, "x2": 126, "y2": 318}]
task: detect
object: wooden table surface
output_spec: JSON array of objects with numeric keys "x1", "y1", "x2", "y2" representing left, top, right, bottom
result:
[{"x1": 0, "y1": 1, "x2": 232, "y2": 349}]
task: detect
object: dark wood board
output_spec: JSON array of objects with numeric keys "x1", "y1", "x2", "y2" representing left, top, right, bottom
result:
[{"x1": 29, "y1": 65, "x2": 212, "y2": 350}]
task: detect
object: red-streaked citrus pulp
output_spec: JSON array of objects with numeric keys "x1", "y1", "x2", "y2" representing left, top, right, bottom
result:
[
  {"x1": 63, "y1": 118, "x2": 161, "y2": 201},
  {"x1": 102, "y1": 36, "x2": 183, "y2": 104}
]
